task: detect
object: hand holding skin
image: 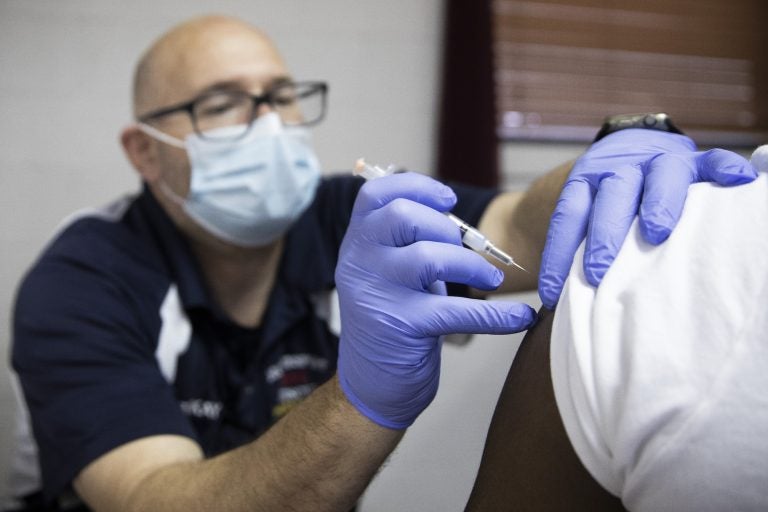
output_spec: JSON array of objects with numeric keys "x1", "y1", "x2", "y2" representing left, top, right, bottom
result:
[
  {"x1": 538, "y1": 129, "x2": 758, "y2": 309},
  {"x1": 336, "y1": 172, "x2": 536, "y2": 429}
]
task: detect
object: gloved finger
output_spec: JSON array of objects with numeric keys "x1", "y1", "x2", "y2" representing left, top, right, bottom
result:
[
  {"x1": 637, "y1": 152, "x2": 695, "y2": 245},
  {"x1": 427, "y1": 279, "x2": 447, "y2": 297},
  {"x1": 353, "y1": 172, "x2": 457, "y2": 214},
  {"x1": 695, "y1": 148, "x2": 758, "y2": 186},
  {"x1": 751, "y1": 144, "x2": 768, "y2": 172},
  {"x1": 538, "y1": 178, "x2": 593, "y2": 309},
  {"x1": 362, "y1": 199, "x2": 462, "y2": 247},
  {"x1": 583, "y1": 164, "x2": 644, "y2": 286},
  {"x1": 420, "y1": 295, "x2": 536, "y2": 336},
  {"x1": 377, "y1": 241, "x2": 505, "y2": 291}
]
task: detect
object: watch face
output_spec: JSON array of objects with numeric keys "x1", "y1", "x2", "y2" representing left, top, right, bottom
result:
[{"x1": 594, "y1": 113, "x2": 682, "y2": 142}]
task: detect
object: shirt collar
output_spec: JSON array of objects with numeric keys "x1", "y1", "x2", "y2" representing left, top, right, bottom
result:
[{"x1": 136, "y1": 180, "x2": 339, "y2": 340}]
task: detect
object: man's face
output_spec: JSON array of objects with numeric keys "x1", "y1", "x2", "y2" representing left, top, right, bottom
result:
[
  {"x1": 145, "y1": 21, "x2": 291, "y2": 193},
  {"x1": 135, "y1": 19, "x2": 293, "y2": 246}
]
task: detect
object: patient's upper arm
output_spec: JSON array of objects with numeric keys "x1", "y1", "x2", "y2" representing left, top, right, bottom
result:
[
  {"x1": 470, "y1": 177, "x2": 768, "y2": 511},
  {"x1": 464, "y1": 308, "x2": 623, "y2": 511}
]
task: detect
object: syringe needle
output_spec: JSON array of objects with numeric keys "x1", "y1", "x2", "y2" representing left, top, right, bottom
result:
[
  {"x1": 485, "y1": 243, "x2": 528, "y2": 272},
  {"x1": 511, "y1": 260, "x2": 528, "y2": 272},
  {"x1": 445, "y1": 214, "x2": 527, "y2": 272}
]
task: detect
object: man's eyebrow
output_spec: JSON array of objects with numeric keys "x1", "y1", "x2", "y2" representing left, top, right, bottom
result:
[
  {"x1": 266, "y1": 76, "x2": 293, "y2": 89},
  {"x1": 198, "y1": 80, "x2": 244, "y2": 94},
  {"x1": 197, "y1": 75, "x2": 294, "y2": 96}
]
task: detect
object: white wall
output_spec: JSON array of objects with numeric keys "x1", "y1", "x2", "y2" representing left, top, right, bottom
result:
[{"x1": 0, "y1": 1, "x2": 577, "y2": 509}]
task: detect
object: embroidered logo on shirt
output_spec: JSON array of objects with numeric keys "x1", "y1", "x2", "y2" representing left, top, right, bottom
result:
[
  {"x1": 266, "y1": 354, "x2": 329, "y2": 419},
  {"x1": 265, "y1": 354, "x2": 329, "y2": 383}
]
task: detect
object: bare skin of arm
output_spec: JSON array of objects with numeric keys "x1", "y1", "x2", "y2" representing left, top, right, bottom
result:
[
  {"x1": 75, "y1": 375, "x2": 402, "y2": 512},
  {"x1": 476, "y1": 161, "x2": 574, "y2": 294},
  {"x1": 464, "y1": 309, "x2": 624, "y2": 511},
  {"x1": 73, "y1": 156, "x2": 574, "y2": 511}
]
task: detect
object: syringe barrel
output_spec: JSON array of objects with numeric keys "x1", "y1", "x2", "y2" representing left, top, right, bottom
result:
[
  {"x1": 460, "y1": 227, "x2": 487, "y2": 252},
  {"x1": 446, "y1": 214, "x2": 487, "y2": 251}
]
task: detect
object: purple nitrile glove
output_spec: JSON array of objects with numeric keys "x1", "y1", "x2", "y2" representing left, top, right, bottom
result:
[
  {"x1": 539, "y1": 129, "x2": 758, "y2": 309},
  {"x1": 336, "y1": 172, "x2": 536, "y2": 429}
]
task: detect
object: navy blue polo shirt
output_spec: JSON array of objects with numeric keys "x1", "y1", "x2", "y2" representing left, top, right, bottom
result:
[{"x1": 11, "y1": 174, "x2": 497, "y2": 506}]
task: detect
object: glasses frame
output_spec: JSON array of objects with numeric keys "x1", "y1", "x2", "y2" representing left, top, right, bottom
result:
[{"x1": 137, "y1": 80, "x2": 329, "y2": 138}]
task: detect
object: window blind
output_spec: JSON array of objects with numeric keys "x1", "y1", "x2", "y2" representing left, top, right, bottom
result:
[{"x1": 493, "y1": 0, "x2": 768, "y2": 145}]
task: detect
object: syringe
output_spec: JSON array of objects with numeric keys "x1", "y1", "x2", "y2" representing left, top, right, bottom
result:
[{"x1": 353, "y1": 158, "x2": 527, "y2": 272}]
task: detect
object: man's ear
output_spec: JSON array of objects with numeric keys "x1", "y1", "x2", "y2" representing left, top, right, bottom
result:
[{"x1": 121, "y1": 125, "x2": 161, "y2": 182}]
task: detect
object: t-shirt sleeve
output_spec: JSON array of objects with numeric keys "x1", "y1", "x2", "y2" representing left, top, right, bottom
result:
[
  {"x1": 549, "y1": 175, "x2": 768, "y2": 511},
  {"x1": 12, "y1": 235, "x2": 196, "y2": 502}
]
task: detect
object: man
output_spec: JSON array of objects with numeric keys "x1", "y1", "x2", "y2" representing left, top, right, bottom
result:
[
  {"x1": 465, "y1": 148, "x2": 768, "y2": 511},
  {"x1": 8, "y1": 14, "x2": 756, "y2": 512}
]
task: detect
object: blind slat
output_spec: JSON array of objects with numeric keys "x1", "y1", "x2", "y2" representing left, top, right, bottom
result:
[{"x1": 493, "y1": 0, "x2": 768, "y2": 144}]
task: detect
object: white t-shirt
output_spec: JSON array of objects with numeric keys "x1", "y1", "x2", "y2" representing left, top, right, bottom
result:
[{"x1": 551, "y1": 169, "x2": 768, "y2": 511}]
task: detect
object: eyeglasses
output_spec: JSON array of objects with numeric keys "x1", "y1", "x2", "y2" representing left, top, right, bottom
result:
[{"x1": 137, "y1": 80, "x2": 328, "y2": 141}]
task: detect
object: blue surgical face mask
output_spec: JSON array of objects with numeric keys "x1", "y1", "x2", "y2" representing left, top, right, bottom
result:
[{"x1": 138, "y1": 112, "x2": 321, "y2": 247}]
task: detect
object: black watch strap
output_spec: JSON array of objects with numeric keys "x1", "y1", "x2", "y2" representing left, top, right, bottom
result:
[{"x1": 593, "y1": 113, "x2": 684, "y2": 142}]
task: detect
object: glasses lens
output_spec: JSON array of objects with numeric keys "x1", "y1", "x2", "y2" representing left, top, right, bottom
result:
[
  {"x1": 193, "y1": 91, "x2": 253, "y2": 140},
  {"x1": 271, "y1": 82, "x2": 327, "y2": 127}
]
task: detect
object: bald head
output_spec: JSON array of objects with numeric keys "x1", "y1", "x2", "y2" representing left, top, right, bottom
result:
[{"x1": 132, "y1": 15, "x2": 289, "y2": 118}]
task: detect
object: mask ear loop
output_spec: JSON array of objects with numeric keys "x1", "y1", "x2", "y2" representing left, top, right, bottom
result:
[
  {"x1": 156, "y1": 180, "x2": 188, "y2": 208},
  {"x1": 134, "y1": 122, "x2": 190, "y2": 206},
  {"x1": 136, "y1": 122, "x2": 186, "y2": 149}
]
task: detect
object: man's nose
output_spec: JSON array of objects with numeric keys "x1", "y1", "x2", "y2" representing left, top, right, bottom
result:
[{"x1": 256, "y1": 102, "x2": 275, "y2": 118}]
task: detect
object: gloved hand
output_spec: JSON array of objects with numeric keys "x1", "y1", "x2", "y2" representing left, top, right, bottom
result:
[
  {"x1": 336, "y1": 172, "x2": 536, "y2": 429},
  {"x1": 539, "y1": 129, "x2": 757, "y2": 309}
]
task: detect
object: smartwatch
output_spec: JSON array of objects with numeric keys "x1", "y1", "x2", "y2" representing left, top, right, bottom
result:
[{"x1": 593, "y1": 113, "x2": 684, "y2": 142}]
